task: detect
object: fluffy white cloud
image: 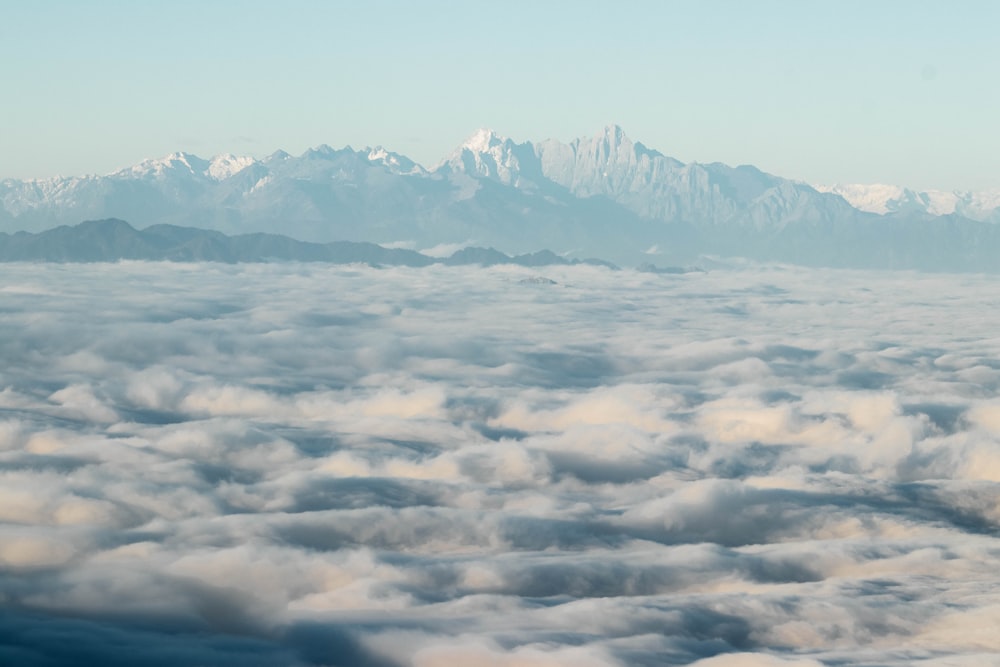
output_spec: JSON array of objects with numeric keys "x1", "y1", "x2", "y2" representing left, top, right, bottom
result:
[{"x1": 1, "y1": 261, "x2": 999, "y2": 666}]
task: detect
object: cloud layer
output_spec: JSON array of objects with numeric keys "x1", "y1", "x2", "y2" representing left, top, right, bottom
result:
[{"x1": 2, "y1": 261, "x2": 1000, "y2": 665}]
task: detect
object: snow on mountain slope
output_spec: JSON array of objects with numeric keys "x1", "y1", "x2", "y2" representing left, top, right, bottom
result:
[
  {"x1": 366, "y1": 147, "x2": 425, "y2": 175},
  {"x1": 0, "y1": 142, "x2": 436, "y2": 231},
  {"x1": 439, "y1": 128, "x2": 544, "y2": 188},
  {"x1": 114, "y1": 152, "x2": 208, "y2": 179},
  {"x1": 816, "y1": 183, "x2": 1000, "y2": 221},
  {"x1": 208, "y1": 154, "x2": 258, "y2": 180}
]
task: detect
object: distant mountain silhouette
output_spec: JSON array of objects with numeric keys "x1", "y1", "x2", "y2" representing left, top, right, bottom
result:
[{"x1": 0, "y1": 219, "x2": 620, "y2": 269}]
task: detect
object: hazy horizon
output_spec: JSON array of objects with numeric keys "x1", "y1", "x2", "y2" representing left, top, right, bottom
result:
[{"x1": 4, "y1": 1, "x2": 1000, "y2": 190}]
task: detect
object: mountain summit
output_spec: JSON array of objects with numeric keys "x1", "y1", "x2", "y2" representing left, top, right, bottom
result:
[{"x1": 441, "y1": 128, "x2": 544, "y2": 188}]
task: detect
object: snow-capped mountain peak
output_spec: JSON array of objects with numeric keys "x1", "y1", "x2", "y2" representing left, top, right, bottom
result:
[
  {"x1": 441, "y1": 128, "x2": 539, "y2": 187},
  {"x1": 815, "y1": 183, "x2": 930, "y2": 215},
  {"x1": 367, "y1": 146, "x2": 424, "y2": 175},
  {"x1": 116, "y1": 152, "x2": 206, "y2": 179},
  {"x1": 460, "y1": 128, "x2": 509, "y2": 154},
  {"x1": 815, "y1": 183, "x2": 1000, "y2": 221},
  {"x1": 207, "y1": 154, "x2": 256, "y2": 180},
  {"x1": 367, "y1": 146, "x2": 392, "y2": 162},
  {"x1": 113, "y1": 151, "x2": 255, "y2": 181}
]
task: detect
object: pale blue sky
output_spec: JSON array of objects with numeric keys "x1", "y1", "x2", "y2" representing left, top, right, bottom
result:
[{"x1": 2, "y1": 0, "x2": 998, "y2": 190}]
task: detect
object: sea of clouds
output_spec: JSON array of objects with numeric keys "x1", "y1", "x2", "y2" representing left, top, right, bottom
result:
[{"x1": 2, "y1": 260, "x2": 1000, "y2": 666}]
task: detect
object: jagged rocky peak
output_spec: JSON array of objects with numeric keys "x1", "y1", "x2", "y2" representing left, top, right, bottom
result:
[
  {"x1": 302, "y1": 144, "x2": 342, "y2": 159},
  {"x1": 595, "y1": 123, "x2": 630, "y2": 150},
  {"x1": 441, "y1": 128, "x2": 540, "y2": 186},
  {"x1": 575, "y1": 124, "x2": 666, "y2": 166},
  {"x1": 535, "y1": 124, "x2": 683, "y2": 199}
]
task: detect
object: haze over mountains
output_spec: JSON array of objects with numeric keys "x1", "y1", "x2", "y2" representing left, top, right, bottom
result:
[{"x1": 3, "y1": 126, "x2": 1000, "y2": 270}]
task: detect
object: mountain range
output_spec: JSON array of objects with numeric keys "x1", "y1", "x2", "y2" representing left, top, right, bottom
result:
[
  {"x1": 815, "y1": 183, "x2": 1000, "y2": 221},
  {"x1": 3, "y1": 126, "x2": 999, "y2": 270}
]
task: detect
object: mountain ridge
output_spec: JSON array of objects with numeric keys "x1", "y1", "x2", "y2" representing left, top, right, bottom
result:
[
  {"x1": 3, "y1": 126, "x2": 1000, "y2": 269},
  {"x1": 815, "y1": 182, "x2": 1000, "y2": 222},
  {"x1": 0, "y1": 218, "x2": 623, "y2": 269}
]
